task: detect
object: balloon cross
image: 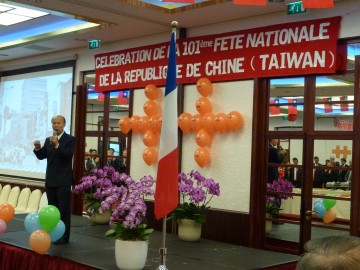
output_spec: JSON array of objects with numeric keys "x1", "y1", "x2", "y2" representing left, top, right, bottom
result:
[{"x1": 118, "y1": 78, "x2": 244, "y2": 167}]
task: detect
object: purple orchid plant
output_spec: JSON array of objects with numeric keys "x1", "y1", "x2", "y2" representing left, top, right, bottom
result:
[
  {"x1": 266, "y1": 177, "x2": 293, "y2": 217},
  {"x1": 73, "y1": 166, "x2": 120, "y2": 214},
  {"x1": 73, "y1": 166, "x2": 155, "y2": 240},
  {"x1": 168, "y1": 170, "x2": 220, "y2": 224}
]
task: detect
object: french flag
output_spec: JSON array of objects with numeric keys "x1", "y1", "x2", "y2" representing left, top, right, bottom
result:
[{"x1": 154, "y1": 30, "x2": 179, "y2": 220}]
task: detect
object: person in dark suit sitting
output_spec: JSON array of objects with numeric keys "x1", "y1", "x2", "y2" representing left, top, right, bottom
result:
[
  {"x1": 33, "y1": 115, "x2": 76, "y2": 245},
  {"x1": 118, "y1": 148, "x2": 127, "y2": 173},
  {"x1": 320, "y1": 162, "x2": 340, "y2": 187}
]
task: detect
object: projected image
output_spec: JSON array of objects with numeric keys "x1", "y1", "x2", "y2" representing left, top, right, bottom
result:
[{"x1": 0, "y1": 66, "x2": 73, "y2": 179}]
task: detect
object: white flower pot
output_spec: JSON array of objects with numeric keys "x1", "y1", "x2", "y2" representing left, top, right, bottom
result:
[
  {"x1": 115, "y1": 239, "x2": 148, "y2": 270},
  {"x1": 178, "y1": 219, "x2": 202, "y2": 241},
  {"x1": 91, "y1": 209, "x2": 111, "y2": 224}
]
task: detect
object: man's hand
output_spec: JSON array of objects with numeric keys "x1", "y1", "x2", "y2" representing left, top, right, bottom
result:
[
  {"x1": 34, "y1": 140, "x2": 41, "y2": 150},
  {"x1": 50, "y1": 136, "x2": 59, "y2": 147}
]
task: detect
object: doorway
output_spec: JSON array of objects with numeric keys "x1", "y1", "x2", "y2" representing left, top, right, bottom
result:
[{"x1": 258, "y1": 52, "x2": 360, "y2": 254}]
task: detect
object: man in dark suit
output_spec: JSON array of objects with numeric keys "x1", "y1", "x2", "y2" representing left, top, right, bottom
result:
[
  {"x1": 289, "y1": 157, "x2": 303, "y2": 188},
  {"x1": 33, "y1": 115, "x2": 76, "y2": 244},
  {"x1": 313, "y1": 156, "x2": 323, "y2": 188},
  {"x1": 268, "y1": 138, "x2": 286, "y2": 183},
  {"x1": 339, "y1": 158, "x2": 349, "y2": 182}
]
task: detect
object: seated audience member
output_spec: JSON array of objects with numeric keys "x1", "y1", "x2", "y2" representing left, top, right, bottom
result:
[
  {"x1": 106, "y1": 148, "x2": 122, "y2": 172},
  {"x1": 86, "y1": 149, "x2": 97, "y2": 172},
  {"x1": 296, "y1": 235, "x2": 360, "y2": 270},
  {"x1": 319, "y1": 162, "x2": 339, "y2": 187},
  {"x1": 118, "y1": 148, "x2": 127, "y2": 173},
  {"x1": 345, "y1": 160, "x2": 352, "y2": 183}
]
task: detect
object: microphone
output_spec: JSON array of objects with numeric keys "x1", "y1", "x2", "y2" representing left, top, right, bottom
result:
[{"x1": 50, "y1": 131, "x2": 57, "y2": 145}]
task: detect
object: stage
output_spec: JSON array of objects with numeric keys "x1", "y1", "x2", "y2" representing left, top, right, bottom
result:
[{"x1": 0, "y1": 214, "x2": 299, "y2": 270}]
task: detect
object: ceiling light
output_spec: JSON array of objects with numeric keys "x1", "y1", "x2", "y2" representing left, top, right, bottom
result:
[
  {"x1": 0, "y1": 13, "x2": 31, "y2": 25},
  {"x1": 0, "y1": 3, "x2": 48, "y2": 26}
]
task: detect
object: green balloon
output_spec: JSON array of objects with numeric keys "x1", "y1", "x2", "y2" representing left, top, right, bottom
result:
[
  {"x1": 39, "y1": 205, "x2": 61, "y2": 232},
  {"x1": 323, "y1": 194, "x2": 336, "y2": 210}
]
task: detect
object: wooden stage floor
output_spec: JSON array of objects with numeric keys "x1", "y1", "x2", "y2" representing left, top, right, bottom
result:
[{"x1": 0, "y1": 214, "x2": 299, "y2": 270}]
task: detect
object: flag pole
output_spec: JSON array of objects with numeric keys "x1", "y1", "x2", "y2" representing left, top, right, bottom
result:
[{"x1": 156, "y1": 20, "x2": 178, "y2": 270}]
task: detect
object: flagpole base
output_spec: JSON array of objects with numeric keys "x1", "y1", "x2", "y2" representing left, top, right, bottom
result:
[{"x1": 157, "y1": 247, "x2": 168, "y2": 269}]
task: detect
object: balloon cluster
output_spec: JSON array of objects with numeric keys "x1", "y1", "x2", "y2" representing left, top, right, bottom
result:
[
  {"x1": 0, "y1": 203, "x2": 15, "y2": 235},
  {"x1": 25, "y1": 205, "x2": 64, "y2": 254},
  {"x1": 314, "y1": 195, "x2": 337, "y2": 224},
  {"x1": 118, "y1": 78, "x2": 244, "y2": 168},
  {"x1": 118, "y1": 84, "x2": 161, "y2": 166},
  {"x1": 179, "y1": 78, "x2": 244, "y2": 167}
]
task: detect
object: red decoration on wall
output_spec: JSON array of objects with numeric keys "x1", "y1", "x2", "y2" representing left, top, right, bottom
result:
[
  {"x1": 269, "y1": 99, "x2": 280, "y2": 115},
  {"x1": 302, "y1": 0, "x2": 333, "y2": 9},
  {"x1": 340, "y1": 96, "x2": 348, "y2": 111},
  {"x1": 288, "y1": 114, "x2": 297, "y2": 122},
  {"x1": 233, "y1": 0, "x2": 266, "y2": 6},
  {"x1": 117, "y1": 91, "x2": 128, "y2": 105},
  {"x1": 287, "y1": 99, "x2": 297, "y2": 115},
  {"x1": 97, "y1": 93, "x2": 104, "y2": 102},
  {"x1": 323, "y1": 97, "x2": 333, "y2": 113}
]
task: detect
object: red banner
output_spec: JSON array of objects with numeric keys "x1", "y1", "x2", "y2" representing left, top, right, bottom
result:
[
  {"x1": 95, "y1": 17, "x2": 341, "y2": 92},
  {"x1": 233, "y1": 0, "x2": 266, "y2": 6}
]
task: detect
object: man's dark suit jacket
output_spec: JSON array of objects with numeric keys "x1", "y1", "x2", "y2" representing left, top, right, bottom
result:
[
  {"x1": 268, "y1": 144, "x2": 284, "y2": 183},
  {"x1": 34, "y1": 132, "x2": 76, "y2": 187},
  {"x1": 289, "y1": 167, "x2": 303, "y2": 188}
]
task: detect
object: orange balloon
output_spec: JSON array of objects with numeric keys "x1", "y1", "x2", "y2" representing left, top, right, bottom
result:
[
  {"x1": 226, "y1": 111, "x2": 244, "y2": 131},
  {"x1": 143, "y1": 100, "x2": 160, "y2": 116},
  {"x1": 130, "y1": 115, "x2": 140, "y2": 133},
  {"x1": 149, "y1": 115, "x2": 161, "y2": 133},
  {"x1": 0, "y1": 203, "x2": 15, "y2": 222},
  {"x1": 190, "y1": 114, "x2": 202, "y2": 132},
  {"x1": 143, "y1": 130, "x2": 159, "y2": 147},
  {"x1": 194, "y1": 147, "x2": 211, "y2": 168},
  {"x1": 214, "y1": 113, "x2": 228, "y2": 133},
  {"x1": 196, "y1": 97, "x2": 212, "y2": 115},
  {"x1": 178, "y1": 112, "x2": 192, "y2": 133},
  {"x1": 323, "y1": 208, "x2": 336, "y2": 224},
  {"x1": 201, "y1": 113, "x2": 215, "y2": 134},
  {"x1": 143, "y1": 147, "x2": 158, "y2": 166},
  {"x1": 196, "y1": 78, "x2": 213, "y2": 97},
  {"x1": 144, "y1": 84, "x2": 159, "y2": 100},
  {"x1": 118, "y1": 117, "x2": 131, "y2": 134},
  {"x1": 29, "y1": 230, "x2": 51, "y2": 255},
  {"x1": 138, "y1": 116, "x2": 150, "y2": 133},
  {"x1": 196, "y1": 129, "x2": 212, "y2": 147}
]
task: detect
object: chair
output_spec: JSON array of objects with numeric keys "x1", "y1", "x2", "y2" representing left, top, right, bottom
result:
[
  {"x1": 0, "y1": 184, "x2": 11, "y2": 204},
  {"x1": 15, "y1": 188, "x2": 31, "y2": 214},
  {"x1": 38, "y1": 192, "x2": 48, "y2": 211},
  {"x1": 25, "y1": 189, "x2": 42, "y2": 213},
  {"x1": 7, "y1": 186, "x2": 20, "y2": 207}
]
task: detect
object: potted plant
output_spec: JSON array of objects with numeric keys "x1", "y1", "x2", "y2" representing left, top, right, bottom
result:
[
  {"x1": 266, "y1": 177, "x2": 293, "y2": 233},
  {"x1": 98, "y1": 174, "x2": 155, "y2": 270},
  {"x1": 73, "y1": 166, "x2": 121, "y2": 224},
  {"x1": 168, "y1": 170, "x2": 220, "y2": 241}
]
